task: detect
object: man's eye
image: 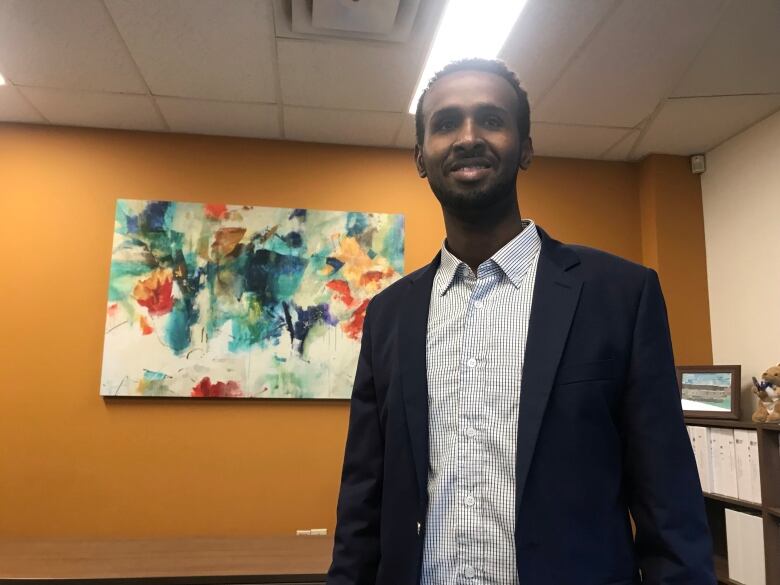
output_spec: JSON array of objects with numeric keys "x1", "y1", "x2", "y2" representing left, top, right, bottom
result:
[
  {"x1": 435, "y1": 119, "x2": 455, "y2": 132},
  {"x1": 485, "y1": 116, "x2": 503, "y2": 128}
]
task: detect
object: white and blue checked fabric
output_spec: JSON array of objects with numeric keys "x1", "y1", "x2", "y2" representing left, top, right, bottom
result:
[{"x1": 421, "y1": 219, "x2": 541, "y2": 585}]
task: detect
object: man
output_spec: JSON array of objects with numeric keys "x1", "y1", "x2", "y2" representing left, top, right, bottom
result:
[{"x1": 327, "y1": 59, "x2": 714, "y2": 585}]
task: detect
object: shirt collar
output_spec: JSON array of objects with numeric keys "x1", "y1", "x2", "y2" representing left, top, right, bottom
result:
[{"x1": 437, "y1": 219, "x2": 541, "y2": 296}]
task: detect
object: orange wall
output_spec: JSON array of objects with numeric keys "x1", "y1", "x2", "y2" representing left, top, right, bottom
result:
[
  {"x1": 638, "y1": 155, "x2": 713, "y2": 365},
  {"x1": 0, "y1": 124, "x2": 701, "y2": 537}
]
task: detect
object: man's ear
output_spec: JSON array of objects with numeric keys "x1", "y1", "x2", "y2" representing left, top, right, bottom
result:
[
  {"x1": 414, "y1": 144, "x2": 427, "y2": 178},
  {"x1": 519, "y1": 137, "x2": 533, "y2": 170}
]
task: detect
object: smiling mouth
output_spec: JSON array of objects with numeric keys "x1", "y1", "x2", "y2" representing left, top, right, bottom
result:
[{"x1": 449, "y1": 161, "x2": 493, "y2": 182}]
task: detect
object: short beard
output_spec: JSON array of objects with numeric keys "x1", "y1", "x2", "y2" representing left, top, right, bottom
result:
[{"x1": 429, "y1": 175, "x2": 518, "y2": 223}]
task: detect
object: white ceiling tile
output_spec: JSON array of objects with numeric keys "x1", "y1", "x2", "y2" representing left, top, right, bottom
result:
[
  {"x1": 534, "y1": 0, "x2": 727, "y2": 127},
  {"x1": 395, "y1": 113, "x2": 416, "y2": 148},
  {"x1": 156, "y1": 97, "x2": 280, "y2": 139},
  {"x1": 531, "y1": 123, "x2": 633, "y2": 160},
  {"x1": 20, "y1": 87, "x2": 165, "y2": 131},
  {"x1": 0, "y1": 85, "x2": 46, "y2": 123},
  {"x1": 106, "y1": 0, "x2": 277, "y2": 102},
  {"x1": 601, "y1": 130, "x2": 640, "y2": 161},
  {"x1": 633, "y1": 95, "x2": 780, "y2": 158},
  {"x1": 0, "y1": 0, "x2": 146, "y2": 93},
  {"x1": 500, "y1": 0, "x2": 616, "y2": 105},
  {"x1": 277, "y1": 39, "x2": 423, "y2": 112},
  {"x1": 284, "y1": 107, "x2": 403, "y2": 147},
  {"x1": 672, "y1": 0, "x2": 780, "y2": 97}
]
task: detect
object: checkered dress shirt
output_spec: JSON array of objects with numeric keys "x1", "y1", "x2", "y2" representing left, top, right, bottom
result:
[{"x1": 420, "y1": 219, "x2": 542, "y2": 585}]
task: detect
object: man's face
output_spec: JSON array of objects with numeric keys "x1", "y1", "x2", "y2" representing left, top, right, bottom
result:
[{"x1": 415, "y1": 70, "x2": 532, "y2": 218}]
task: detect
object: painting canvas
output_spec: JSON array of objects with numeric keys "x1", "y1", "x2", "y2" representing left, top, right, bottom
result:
[
  {"x1": 680, "y1": 372, "x2": 733, "y2": 413},
  {"x1": 100, "y1": 199, "x2": 404, "y2": 399}
]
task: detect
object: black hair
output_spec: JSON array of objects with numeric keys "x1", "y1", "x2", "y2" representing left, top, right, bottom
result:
[{"x1": 414, "y1": 58, "x2": 530, "y2": 146}]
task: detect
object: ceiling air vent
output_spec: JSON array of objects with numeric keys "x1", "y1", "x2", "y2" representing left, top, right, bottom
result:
[
  {"x1": 312, "y1": 0, "x2": 401, "y2": 34},
  {"x1": 274, "y1": 0, "x2": 422, "y2": 43}
]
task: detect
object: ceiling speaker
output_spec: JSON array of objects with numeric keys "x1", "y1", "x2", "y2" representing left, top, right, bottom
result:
[{"x1": 690, "y1": 154, "x2": 706, "y2": 175}]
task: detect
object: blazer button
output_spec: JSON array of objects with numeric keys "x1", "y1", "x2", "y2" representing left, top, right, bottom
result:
[{"x1": 416, "y1": 521, "x2": 421, "y2": 535}]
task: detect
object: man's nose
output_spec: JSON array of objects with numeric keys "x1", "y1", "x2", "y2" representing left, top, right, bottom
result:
[{"x1": 453, "y1": 118, "x2": 484, "y2": 152}]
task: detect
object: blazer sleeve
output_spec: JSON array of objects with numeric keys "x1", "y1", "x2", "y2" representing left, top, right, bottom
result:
[
  {"x1": 622, "y1": 269, "x2": 716, "y2": 584},
  {"x1": 327, "y1": 302, "x2": 384, "y2": 585}
]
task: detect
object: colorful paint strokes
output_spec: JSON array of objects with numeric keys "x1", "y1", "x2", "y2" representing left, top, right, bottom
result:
[{"x1": 100, "y1": 200, "x2": 404, "y2": 399}]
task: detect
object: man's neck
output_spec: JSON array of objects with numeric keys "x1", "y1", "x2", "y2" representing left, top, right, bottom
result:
[{"x1": 442, "y1": 196, "x2": 525, "y2": 274}]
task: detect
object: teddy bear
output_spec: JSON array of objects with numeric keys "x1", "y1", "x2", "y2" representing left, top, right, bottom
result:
[{"x1": 751, "y1": 364, "x2": 780, "y2": 423}]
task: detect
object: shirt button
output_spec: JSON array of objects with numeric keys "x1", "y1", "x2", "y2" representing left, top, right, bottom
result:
[
  {"x1": 466, "y1": 427, "x2": 477, "y2": 438},
  {"x1": 464, "y1": 494, "x2": 475, "y2": 507},
  {"x1": 466, "y1": 358, "x2": 477, "y2": 368},
  {"x1": 473, "y1": 300, "x2": 484, "y2": 309},
  {"x1": 463, "y1": 565, "x2": 475, "y2": 579}
]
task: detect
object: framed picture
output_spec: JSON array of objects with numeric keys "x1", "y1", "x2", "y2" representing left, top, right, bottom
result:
[
  {"x1": 677, "y1": 365, "x2": 741, "y2": 420},
  {"x1": 100, "y1": 199, "x2": 405, "y2": 400}
]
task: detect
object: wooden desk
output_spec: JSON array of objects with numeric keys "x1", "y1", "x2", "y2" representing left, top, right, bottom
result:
[{"x1": 0, "y1": 536, "x2": 332, "y2": 584}]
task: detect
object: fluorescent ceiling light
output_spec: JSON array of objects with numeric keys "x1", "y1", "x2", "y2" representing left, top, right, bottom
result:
[
  {"x1": 0, "y1": 72, "x2": 5, "y2": 86},
  {"x1": 408, "y1": 0, "x2": 529, "y2": 114}
]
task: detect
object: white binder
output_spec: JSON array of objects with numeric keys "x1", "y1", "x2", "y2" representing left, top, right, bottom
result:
[
  {"x1": 747, "y1": 431, "x2": 762, "y2": 504},
  {"x1": 726, "y1": 508, "x2": 745, "y2": 584},
  {"x1": 726, "y1": 508, "x2": 766, "y2": 585},
  {"x1": 687, "y1": 426, "x2": 712, "y2": 493},
  {"x1": 734, "y1": 429, "x2": 753, "y2": 502},
  {"x1": 710, "y1": 428, "x2": 738, "y2": 498}
]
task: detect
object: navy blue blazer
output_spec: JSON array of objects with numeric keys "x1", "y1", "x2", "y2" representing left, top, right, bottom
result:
[{"x1": 327, "y1": 227, "x2": 715, "y2": 585}]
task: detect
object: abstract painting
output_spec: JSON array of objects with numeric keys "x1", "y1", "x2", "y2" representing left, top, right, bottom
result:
[{"x1": 100, "y1": 199, "x2": 404, "y2": 399}]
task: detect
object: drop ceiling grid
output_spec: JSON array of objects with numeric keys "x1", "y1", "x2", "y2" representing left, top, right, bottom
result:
[
  {"x1": 633, "y1": 95, "x2": 780, "y2": 158},
  {"x1": 284, "y1": 106, "x2": 404, "y2": 147},
  {"x1": 276, "y1": 37, "x2": 425, "y2": 113},
  {"x1": 0, "y1": 85, "x2": 47, "y2": 124},
  {"x1": 155, "y1": 97, "x2": 281, "y2": 139},
  {"x1": 0, "y1": 0, "x2": 777, "y2": 160},
  {"x1": 0, "y1": 0, "x2": 146, "y2": 93},
  {"x1": 630, "y1": 0, "x2": 780, "y2": 159},
  {"x1": 104, "y1": 0, "x2": 279, "y2": 103},
  {"x1": 395, "y1": 114, "x2": 416, "y2": 149},
  {"x1": 20, "y1": 86, "x2": 164, "y2": 131},
  {"x1": 671, "y1": 0, "x2": 780, "y2": 97},
  {"x1": 500, "y1": 0, "x2": 617, "y2": 107},
  {"x1": 530, "y1": 122, "x2": 632, "y2": 160},
  {"x1": 600, "y1": 129, "x2": 641, "y2": 161},
  {"x1": 533, "y1": 0, "x2": 728, "y2": 128}
]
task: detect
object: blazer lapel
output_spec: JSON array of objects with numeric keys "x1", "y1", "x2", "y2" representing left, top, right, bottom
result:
[
  {"x1": 398, "y1": 255, "x2": 439, "y2": 507},
  {"x1": 515, "y1": 229, "x2": 582, "y2": 510}
]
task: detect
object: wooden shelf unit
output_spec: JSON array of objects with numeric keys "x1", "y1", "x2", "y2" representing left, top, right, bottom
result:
[{"x1": 685, "y1": 418, "x2": 780, "y2": 585}]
